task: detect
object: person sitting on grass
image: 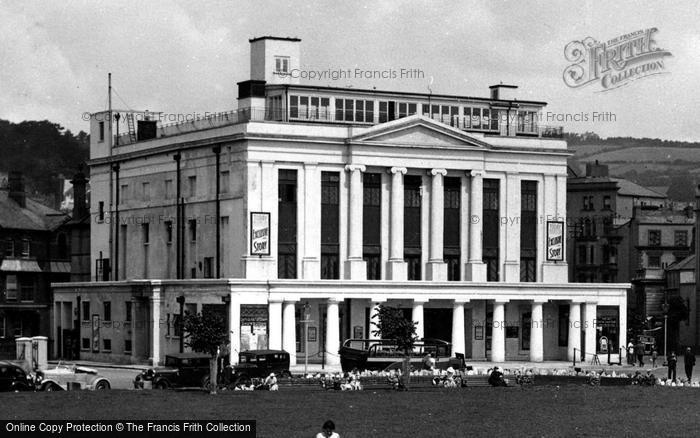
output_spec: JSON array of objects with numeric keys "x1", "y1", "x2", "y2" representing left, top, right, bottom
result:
[
  {"x1": 488, "y1": 367, "x2": 508, "y2": 387},
  {"x1": 349, "y1": 368, "x2": 362, "y2": 391},
  {"x1": 264, "y1": 372, "x2": 278, "y2": 391},
  {"x1": 316, "y1": 420, "x2": 340, "y2": 438}
]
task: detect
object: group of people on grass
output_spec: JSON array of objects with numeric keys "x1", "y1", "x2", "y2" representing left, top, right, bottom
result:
[{"x1": 321, "y1": 369, "x2": 362, "y2": 391}]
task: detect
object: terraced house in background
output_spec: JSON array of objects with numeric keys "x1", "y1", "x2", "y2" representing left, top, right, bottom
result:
[{"x1": 52, "y1": 37, "x2": 628, "y2": 367}]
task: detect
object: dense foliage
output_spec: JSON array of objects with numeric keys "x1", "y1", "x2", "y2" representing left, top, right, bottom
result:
[
  {"x1": 371, "y1": 305, "x2": 418, "y2": 355},
  {"x1": 0, "y1": 119, "x2": 89, "y2": 199}
]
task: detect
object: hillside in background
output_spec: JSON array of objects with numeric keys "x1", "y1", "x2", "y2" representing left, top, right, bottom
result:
[
  {"x1": 0, "y1": 119, "x2": 89, "y2": 209},
  {"x1": 567, "y1": 132, "x2": 700, "y2": 203}
]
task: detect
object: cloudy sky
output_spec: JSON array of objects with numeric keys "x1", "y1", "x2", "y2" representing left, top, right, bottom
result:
[{"x1": 1, "y1": 0, "x2": 698, "y2": 140}]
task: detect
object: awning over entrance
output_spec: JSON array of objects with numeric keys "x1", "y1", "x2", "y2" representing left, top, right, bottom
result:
[
  {"x1": 0, "y1": 259, "x2": 42, "y2": 272},
  {"x1": 49, "y1": 261, "x2": 72, "y2": 273}
]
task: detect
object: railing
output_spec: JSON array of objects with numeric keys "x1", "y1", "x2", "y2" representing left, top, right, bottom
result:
[{"x1": 113, "y1": 106, "x2": 564, "y2": 146}]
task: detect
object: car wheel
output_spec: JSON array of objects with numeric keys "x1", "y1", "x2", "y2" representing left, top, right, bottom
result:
[
  {"x1": 155, "y1": 380, "x2": 169, "y2": 390},
  {"x1": 95, "y1": 381, "x2": 111, "y2": 390},
  {"x1": 43, "y1": 382, "x2": 63, "y2": 392}
]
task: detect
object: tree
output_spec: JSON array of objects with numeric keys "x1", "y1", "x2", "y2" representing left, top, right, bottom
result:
[
  {"x1": 371, "y1": 305, "x2": 418, "y2": 387},
  {"x1": 183, "y1": 309, "x2": 230, "y2": 394}
]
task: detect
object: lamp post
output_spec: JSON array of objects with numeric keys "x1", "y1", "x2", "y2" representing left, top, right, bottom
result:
[
  {"x1": 662, "y1": 301, "x2": 670, "y2": 359},
  {"x1": 301, "y1": 302, "x2": 312, "y2": 376}
]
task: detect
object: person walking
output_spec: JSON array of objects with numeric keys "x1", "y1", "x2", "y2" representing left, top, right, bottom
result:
[
  {"x1": 684, "y1": 347, "x2": 695, "y2": 382},
  {"x1": 635, "y1": 340, "x2": 645, "y2": 367},
  {"x1": 651, "y1": 346, "x2": 658, "y2": 368},
  {"x1": 667, "y1": 351, "x2": 678, "y2": 382},
  {"x1": 627, "y1": 341, "x2": 635, "y2": 365}
]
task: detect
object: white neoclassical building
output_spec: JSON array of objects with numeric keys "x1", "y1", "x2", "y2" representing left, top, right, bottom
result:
[{"x1": 53, "y1": 37, "x2": 628, "y2": 366}]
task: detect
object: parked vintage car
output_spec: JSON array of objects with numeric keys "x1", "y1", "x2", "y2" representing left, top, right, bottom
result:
[
  {"x1": 138, "y1": 352, "x2": 213, "y2": 390},
  {"x1": 228, "y1": 349, "x2": 291, "y2": 384},
  {"x1": 36, "y1": 364, "x2": 111, "y2": 391},
  {"x1": 339, "y1": 338, "x2": 461, "y2": 372},
  {"x1": 0, "y1": 361, "x2": 35, "y2": 392}
]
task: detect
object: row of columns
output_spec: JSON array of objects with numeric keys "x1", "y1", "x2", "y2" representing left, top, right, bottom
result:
[
  {"x1": 345, "y1": 165, "x2": 487, "y2": 282},
  {"x1": 144, "y1": 294, "x2": 602, "y2": 366}
]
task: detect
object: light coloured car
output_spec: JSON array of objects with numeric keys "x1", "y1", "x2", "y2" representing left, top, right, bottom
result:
[{"x1": 36, "y1": 364, "x2": 111, "y2": 391}]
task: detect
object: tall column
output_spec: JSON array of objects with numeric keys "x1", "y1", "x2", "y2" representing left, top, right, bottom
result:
[
  {"x1": 268, "y1": 300, "x2": 283, "y2": 350},
  {"x1": 326, "y1": 298, "x2": 341, "y2": 366},
  {"x1": 618, "y1": 297, "x2": 627, "y2": 360},
  {"x1": 503, "y1": 173, "x2": 520, "y2": 282},
  {"x1": 150, "y1": 281, "x2": 162, "y2": 366},
  {"x1": 344, "y1": 164, "x2": 367, "y2": 279},
  {"x1": 427, "y1": 169, "x2": 447, "y2": 281},
  {"x1": 387, "y1": 167, "x2": 407, "y2": 280},
  {"x1": 282, "y1": 301, "x2": 297, "y2": 366},
  {"x1": 369, "y1": 300, "x2": 384, "y2": 339},
  {"x1": 131, "y1": 297, "x2": 138, "y2": 361},
  {"x1": 491, "y1": 300, "x2": 507, "y2": 362},
  {"x1": 530, "y1": 300, "x2": 546, "y2": 362},
  {"x1": 229, "y1": 291, "x2": 241, "y2": 365},
  {"x1": 412, "y1": 299, "x2": 427, "y2": 340},
  {"x1": 302, "y1": 163, "x2": 321, "y2": 279},
  {"x1": 465, "y1": 170, "x2": 486, "y2": 281},
  {"x1": 584, "y1": 302, "x2": 597, "y2": 362},
  {"x1": 451, "y1": 300, "x2": 467, "y2": 356},
  {"x1": 568, "y1": 301, "x2": 582, "y2": 362}
]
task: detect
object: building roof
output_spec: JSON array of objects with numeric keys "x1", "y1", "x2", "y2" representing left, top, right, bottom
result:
[
  {"x1": 611, "y1": 178, "x2": 667, "y2": 198},
  {"x1": 667, "y1": 254, "x2": 695, "y2": 271},
  {"x1": 634, "y1": 207, "x2": 695, "y2": 224},
  {"x1": 0, "y1": 189, "x2": 68, "y2": 231},
  {"x1": 567, "y1": 176, "x2": 667, "y2": 199}
]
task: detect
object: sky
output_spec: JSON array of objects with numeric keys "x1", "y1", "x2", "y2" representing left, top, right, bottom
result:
[{"x1": 1, "y1": 0, "x2": 698, "y2": 141}]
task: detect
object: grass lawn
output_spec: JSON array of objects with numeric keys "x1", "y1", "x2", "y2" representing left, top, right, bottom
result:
[{"x1": 2, "y1": 386, "x2": 699, "y2": 437}]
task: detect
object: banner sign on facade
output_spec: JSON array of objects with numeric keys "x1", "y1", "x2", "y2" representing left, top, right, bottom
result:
[
  {"x1": 91, "y1": 314, "x2": 100, "y2": 353},
  {"x1": 546, "y1": 221, "x2": 564, "y2": 261},
  {"x1": 250, "y1": 212, "x2": 271, "y2": 256}
]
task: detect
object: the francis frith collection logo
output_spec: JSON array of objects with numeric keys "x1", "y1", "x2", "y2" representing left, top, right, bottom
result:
[{"x1": 563, "y1": 28, "x2": 672, "y2": 92}]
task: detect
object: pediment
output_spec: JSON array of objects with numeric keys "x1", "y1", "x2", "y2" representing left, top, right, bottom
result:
[{"x1": 349, "y1": 115, "x2": 490, "y2": 149}]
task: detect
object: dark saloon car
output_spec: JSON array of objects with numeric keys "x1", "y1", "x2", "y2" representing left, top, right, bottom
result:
[
  {"x1": 137, "y1": 353, "x2": 212, "y2": 389},
  {"x1": 0, "y1": 361, "x2": 35, "y2": 392},
  {"x1": 229, "y1": 350, "x2": 291, "y2": 384}
]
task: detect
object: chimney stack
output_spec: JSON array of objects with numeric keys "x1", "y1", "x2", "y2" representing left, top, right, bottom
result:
[
  {"x1": 8, "y1": 171, "x2": 26, "y2": 208},
  {"x1": 70, "y1": 170, "x2": 89, "y2": 219}
]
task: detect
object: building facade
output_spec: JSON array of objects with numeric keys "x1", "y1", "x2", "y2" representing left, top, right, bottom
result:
[
  {"x1": 53, "y1": 37, "x2": 628, "y2": 366},
  {"x1": 1, "y1": 172, "x2": 89, "y2": 358}
]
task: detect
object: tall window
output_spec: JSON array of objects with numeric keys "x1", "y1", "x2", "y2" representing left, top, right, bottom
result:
[
  {"x1": 520, "y1": 181, "x2": 537, "y2": 282},
  {"x1": 21, "y1": 239, "x2": 30, "y2": 257},
  {"x1": 82, "y1": 301, "x2": 90, "y2": 321},
  {"x1": 483, "y1": 179, "x2": 500, "y2": 281},
  {"x1": 321, "y1": 172, "x2": 340, "y2": 279},
  {"x1": 5, "y1": 275, "x2": 17, "y2": 301},
  {"x1": 165, "y1": 221, "x2": 173, "y2": 244},
  {"x1": 674, "y1": 230, "x2": 688, "y2": 247},
  {"x1": 20, "y1": 276, "x2": 34, "y2": 302},
  {"x1": 188, "y1": 220, "x2": 197, "y2": 242},
  {"x1": 444, "y1": 177, "x2": 461, "y2": 281},
  {"x1": 142, "y1": 223, "x2": 150, "y2": 245},
  {"x1": 220, "y1": 171, "x2": 230, "y2": 194},
  {"x1": 278, "y1": 170, "x2": 298, "y2": 279},
  {"x1": 142, "y1": 182, "x2": 150, "y2": 201},
  {"x1": 103, "y1": 302, "x2": 111, "y2": 321},
  {"x1": 188, "y1": 176, "x2": 197, "y2": 198},
  {"x1": 363, "y1": 173, "x2": 382, "y2": 280},
  {"x1": 203, "y1": 257, "x2": 214, "y2": 279},
  {"x1": 164, "y1": 179, "x2": 173, "y2": 199},
  {"x1": 125, "y1": 301, "x2": 132, "y2": 322},
  {"x1": 558, "y1": 305, "x2": 569, "y2": 347},
  {"x1": 404, "y1": 175, "x2": 422, "y2": 280},
  {"x1": 648, "y1": 230, "x2": 661, "y2": 246},
  {"x1": 3, "y1": 238, "x2": 13, "y2": 257}
]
